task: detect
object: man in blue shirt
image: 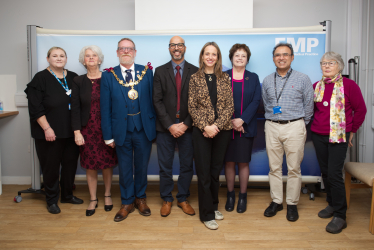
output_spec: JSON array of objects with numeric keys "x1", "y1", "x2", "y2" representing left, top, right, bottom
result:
[
  {"x1": 262, "y1": 43, "x2": 314, "y2": 222},
  {"x1": 153, "y1": 36, "x2": 198, "y2": 217}
]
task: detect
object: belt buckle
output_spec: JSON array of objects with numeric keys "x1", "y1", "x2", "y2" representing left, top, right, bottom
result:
[{"x1": 176, "y1": 114, "x2": 180, "y2": 118}]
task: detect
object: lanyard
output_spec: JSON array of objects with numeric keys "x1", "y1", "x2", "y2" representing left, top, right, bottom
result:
[
  {"x1": 49, "y1": 68, "x2": 71, "y2": 110},
  {"x1": 49, "y1": 68, "x2": 70, "y2": 95},
  {"x1": 231, "y1": 70, "x2": 245, "y2": 138},
  {"x1": 274, "y1": 69, "x2": 292, "y2": 105}
]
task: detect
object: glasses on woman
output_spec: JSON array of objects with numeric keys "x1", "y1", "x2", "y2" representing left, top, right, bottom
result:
[{"x1": 321, "y1": 61, "x2": 337, "y2": 67}]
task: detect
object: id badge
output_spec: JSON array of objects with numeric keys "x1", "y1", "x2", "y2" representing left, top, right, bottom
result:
[{"x1": 273, "y1": 106, "x2": 282, "y2": 114}]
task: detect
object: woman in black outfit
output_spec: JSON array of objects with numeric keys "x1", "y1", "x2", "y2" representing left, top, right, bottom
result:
[
  {"x1": 188, "y1": 42, "x2": 234, "y2": 230},
  {"x1": 25, "y1": 47, "x2": 83, "y2": 214}
]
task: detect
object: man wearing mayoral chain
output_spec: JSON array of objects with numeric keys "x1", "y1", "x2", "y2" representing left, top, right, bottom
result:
[{"x1": 100, "y1": 38, "x2": 156, "y2": 222}]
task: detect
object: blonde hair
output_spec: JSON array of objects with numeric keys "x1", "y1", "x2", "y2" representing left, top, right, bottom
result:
[
  {"x1": 47, "y1": 47, "x2": 67, "y2": 58},
  {"x1": 198, "y1": 42, "x2": 224, "y2": 78}
]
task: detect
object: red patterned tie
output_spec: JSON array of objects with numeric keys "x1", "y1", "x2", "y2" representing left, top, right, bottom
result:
[{"x1": 175, "y1": 66, "x2": 181, "y2": 112}]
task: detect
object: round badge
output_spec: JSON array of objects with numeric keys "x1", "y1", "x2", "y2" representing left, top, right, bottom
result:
[
  {"x1": 323, "y1": 101, "x2": 328, "y2": 106},
  {"x1": 128, "y1": 89, "x2": 138, "y2": 100}
]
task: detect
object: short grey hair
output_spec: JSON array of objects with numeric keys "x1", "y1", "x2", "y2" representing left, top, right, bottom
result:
[
  {"x1": 320, "y1": 51, "x2": 345, "y2": 72},
  {"x1": 78, "y1": 45, "x2": 104, "y2": 68}
]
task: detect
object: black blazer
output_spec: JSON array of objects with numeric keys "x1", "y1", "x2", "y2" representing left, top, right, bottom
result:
[
  {"x1": 153, "y1": 60, "x2": 198, "y2": 132},
  {"x1": 71, "y1": 74, "x2": 93, "y2": 131}
]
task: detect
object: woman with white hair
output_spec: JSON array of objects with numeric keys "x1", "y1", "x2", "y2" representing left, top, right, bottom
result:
[
  {"x1": 71, "y1": 45, "x2": 118, "y2": 216},
  {"x1": 311, "y1": 51, "x2": 366, "y2": 234}
]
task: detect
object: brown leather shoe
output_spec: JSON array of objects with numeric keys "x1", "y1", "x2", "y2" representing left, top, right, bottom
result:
[
  {"x1": 114, "y1": 203, "x2": 135, "y2": 222},
  {"x1": 135, "y1": 197, "x2": 151, "y2": 216},
  {"x1": 160, "y1": 201, "x2": 172, "y2": 217},
  {"x1": 177, "y1": 200, "x2": 195, "y2": 216}
]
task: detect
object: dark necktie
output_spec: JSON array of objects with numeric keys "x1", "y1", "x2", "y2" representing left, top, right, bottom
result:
[
  {"x1": 175, "y1": 66, "x2": 181, "y2": 112},
  {"x1": 125, "y1": 69, "x2": 132, "y2": 84}
]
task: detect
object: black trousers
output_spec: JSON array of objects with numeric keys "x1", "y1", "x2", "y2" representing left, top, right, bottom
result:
[
  {"x1": 157, "y1": 130, "x2": 194, "y2": 202},
  {"x1": 35, "y1": 138, "x2": 79, "y2": 205},
  {"x1": 311, "y1": 132, "x2": 349, "y2": 219},
  {"x1": 192, "y1": 127, "x2": 231, "y2": 221}
]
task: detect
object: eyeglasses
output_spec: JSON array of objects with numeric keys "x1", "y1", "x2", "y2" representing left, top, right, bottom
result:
[
  {"x1": 118, "y1": 47, "x2": 135, "y2": 52},
  {"x1": 274, "y1": 53, "x2": 291, "y2": 58},
  {"x1": 321, "y1": 61, "x2": 337, "y2": 67},
  {"x1": 169, "y1": 43, "x2": 185, "y2": 49}
]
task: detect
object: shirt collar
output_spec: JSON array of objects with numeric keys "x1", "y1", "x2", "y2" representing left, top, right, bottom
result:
[
  {"x1": 120, "y1": 63, "x2": 135, "y2": 73},
  {"x1": 171, "y1": 59, "x2": 185, "y2": 70},
  {"x1": 275, "y1": 67, "x2": 292, "y2": 78}
]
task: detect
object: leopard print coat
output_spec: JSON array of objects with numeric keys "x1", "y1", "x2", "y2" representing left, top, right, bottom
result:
[{"x1": 188, "y1": 71, "x2": 234, "y2": 132}]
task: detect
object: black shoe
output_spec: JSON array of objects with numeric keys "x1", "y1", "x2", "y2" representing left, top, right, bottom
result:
[
  {"x1": 286, "y1": 205, "x2": 299, "y2": 222},
  {"x1": 86, "y1": 199, "x2": 98, "y2": 216},
  {"x1": 225, "y1": 190, "x2": 235, "y2": 212},
  {"x1": 264, "y1": 202, "x2": 283, "y2": 217},
  {"x1": 61, "y1": 196, "x2": 84, "y2": 204},
  {"x1": 237, "y1": 192, "x2": 247, "y2": 213},
  {"x1": 326, "y1": 217, "x2": 347, "y2": 234},
  {"x1": 318, "y1": 205, "x2": 334, "y2": 218},
  {"x1": 104, "y1": 195, "x2": 113, "y2": 212},
  {"x1": 47, "y1": 204, "x2": 61, "y2": 214}
]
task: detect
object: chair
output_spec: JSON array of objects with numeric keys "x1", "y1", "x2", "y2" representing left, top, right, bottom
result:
[{"x1": 344, "y1": 162, "x2": 374, "y2": 234}]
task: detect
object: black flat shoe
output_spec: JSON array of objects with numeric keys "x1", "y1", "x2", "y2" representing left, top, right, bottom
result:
[
  {"x1": 318, "y1": 205, "x2": 334, "y2": 218},
  {"x1": 104, "y1": 195, "x2": 113, "y2": 212},
  {"x1": 61, "y1": 196, "x2": 84, "y2": 204},
  {"x1": 47, "y1": 203, "x2": 61, "y2": 214},
  {"x1": 225, "y1": 190, "x2": 235, "y2": 212},
  {"x1": 86, "y1": 199, "x2": 98, "y2": 217},
  {"x1": 264, "y1": 201, "x2": 283, "y2": 217},
  {"x1": 237, "y1": 192, "x2": 247, "y2": 213},
  {"x1": 326, "y1": 217, "x2": 347, "y2": 234},
  {"x1": 286, "y1": 205, "x2": 299, "y2": 222}
]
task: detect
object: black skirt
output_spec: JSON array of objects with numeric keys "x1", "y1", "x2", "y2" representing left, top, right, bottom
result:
[{"x1": 224, "y1": 133, "x2": 254, "y2": 163}]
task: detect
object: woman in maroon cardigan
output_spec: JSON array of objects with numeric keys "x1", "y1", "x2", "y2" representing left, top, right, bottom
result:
[{"x1": 311, "y1": 51, "x2": 366, "y2": 234}]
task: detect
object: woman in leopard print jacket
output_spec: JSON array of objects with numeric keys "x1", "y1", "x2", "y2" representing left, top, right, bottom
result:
[{"x1": 188, "y1": 42, "x2": 234, "y2": 230}]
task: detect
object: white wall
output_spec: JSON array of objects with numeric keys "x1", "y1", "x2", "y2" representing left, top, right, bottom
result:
[
  {"x1": 135, "y1": 0, "x2": 253, "y2": 30},
  {"x1": 0, "y1": 0, "x2": 135, "y2": 183},
  {"x1": 253, "y1": 0, "x2": 349, "y2": 73},
  {"x1": 1, "y1": 0, "x2": 371, "y2": 184}
]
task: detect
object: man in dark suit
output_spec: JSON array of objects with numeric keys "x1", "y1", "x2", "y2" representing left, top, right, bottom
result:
[
  {"x1": 101, "y1": 38, "x2": 156, "y2": 222},
  {"x1": 153, "y1": 36, "x2": 198, "y2": 217}
]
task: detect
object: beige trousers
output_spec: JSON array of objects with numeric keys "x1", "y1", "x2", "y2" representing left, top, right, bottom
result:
[{"x1": 265, "y1": 119, "x2": 306, "y2": 205}]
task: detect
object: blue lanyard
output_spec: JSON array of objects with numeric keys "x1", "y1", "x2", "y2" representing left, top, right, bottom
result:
[
  {"x1": 49, "y1": 68, "x2": 70, "y2": 95},
  {"x1": 49, "y1": 68, "x2": 71, "y2": 110}
]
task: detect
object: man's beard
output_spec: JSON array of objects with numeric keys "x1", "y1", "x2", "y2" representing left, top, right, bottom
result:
[
  {"x1": 120, "y1": 54, "x2": 134, "y2": 65},
  {"x1": 170, "y1": 49, "x2": 185, "y2": 61}
]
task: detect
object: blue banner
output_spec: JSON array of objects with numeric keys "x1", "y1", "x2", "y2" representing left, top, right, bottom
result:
[{"x1": 37, "y1": 31, "x2": 325, "y2": 177}]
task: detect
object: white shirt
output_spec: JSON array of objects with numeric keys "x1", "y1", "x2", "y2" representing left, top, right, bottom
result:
[
  {"x1": 105, "y1": 63, "x2": 135, "y2": 145},
  {"x1": 120, "y1": 63, "x2": 135, "y2": 83}
]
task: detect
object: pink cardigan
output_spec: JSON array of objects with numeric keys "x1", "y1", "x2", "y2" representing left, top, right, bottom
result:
[{"x1": 311, "y1": 77, "x2": 367, "y2": 135}]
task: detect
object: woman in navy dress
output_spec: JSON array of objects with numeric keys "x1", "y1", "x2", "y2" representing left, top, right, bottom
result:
[
  {"x1": 71, "y1": 45, "x2": 118, "y2": 216},
  {"x1": 224, "y1": 44, "x2": 261, "y2": 213}
]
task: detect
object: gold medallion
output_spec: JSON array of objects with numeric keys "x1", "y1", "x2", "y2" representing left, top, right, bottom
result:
[{"x1": 128, "y1": 88, "x2": 138, "y2": 100}]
